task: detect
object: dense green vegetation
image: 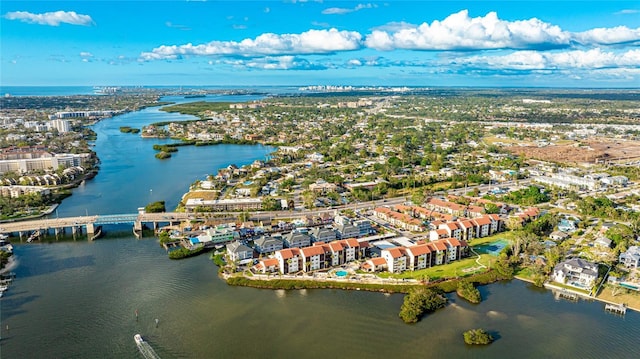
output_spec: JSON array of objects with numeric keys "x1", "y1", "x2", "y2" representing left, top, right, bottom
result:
[
  {"x1": 158, "y1": 231, "x2": 174, "y2": 245},
  {"x1": 399, "y1": 287, "x2": 447, "y2": 324},
  {"x1": 226, "y1": 276, "x2": 419, "y2": 293},
  {"x1": 500, "y1": 185, "x2": 549, "y2": 206},
  {"x1": 155, "y1": 151, "x2": 171, "y2": 159},
  {"x1": 463, "y1": 328, "x2": 494, "y2": 345},
  {"x1": 152, "y1": 144, "x2": 179, "y2": 152},
  {"x1": 119, "y1": 126, "x2": 140, "y2": 134},
  {"x1": 0, "y1": 251, "x2": 12, "y2": 270},
  {"x1": 168, "y1": 246, "x2": 205, "y2": 259},
  {"x1": 457, "y1": 280, "x2": 482, "y2": 303},
  {"x1": 145, "y1": 201, "x2": 166, "y2": 213},
  {"x1": 577, "y1": 196, "x2": 639, "y2": 222}
]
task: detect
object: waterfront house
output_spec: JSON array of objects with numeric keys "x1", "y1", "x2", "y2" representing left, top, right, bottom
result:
[
  {"x1": 254, "y1": 235, "x2": 284, "y2": 254},
  {"x1": 254, "y1": 258, "x2": 279, "y2": 273},
  {"x1": 619, "y1": 246, "x2": 640, "y2": 269},
  {"x1": 552, "y1": 258, "x2": 599, "y2": 290},
  {"x1": 226, "y1": 241, "x2": 254, "y2": 264},
  {"x1": 362, "y1": 257, "x2": 388, "y2": 272},
  {"x1": 275, "y1": 248, "x2": 302, "y2": 274}
]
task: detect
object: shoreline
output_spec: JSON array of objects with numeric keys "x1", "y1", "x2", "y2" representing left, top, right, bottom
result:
[
  {"x1": 0, "y1": 254, "x2": 18, "y2": 275},
  {"x1": 225, "y1": 271, "x2": 640, "y2": 313},
  {"x1": 514, "y1": 276, "x2": 640, "y2": 314}
]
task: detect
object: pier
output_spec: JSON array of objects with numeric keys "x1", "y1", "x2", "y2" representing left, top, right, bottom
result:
[{"x1": 605, "y1": 303, "x2": 627, "y2": 315}]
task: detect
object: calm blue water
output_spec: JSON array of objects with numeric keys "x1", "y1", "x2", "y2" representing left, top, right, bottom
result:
[{"x1": 55, "y1": 98, "x2": 273, "y2": 217}]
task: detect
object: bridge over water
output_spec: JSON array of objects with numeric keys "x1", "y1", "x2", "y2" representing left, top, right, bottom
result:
[{"x1": 0, "y1": 212, "x2": 191, "y2": 240}]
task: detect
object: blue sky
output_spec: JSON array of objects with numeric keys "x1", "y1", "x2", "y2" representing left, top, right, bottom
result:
[{"x1": 1, "y1": 1, "x2": 639, "y2": 87}]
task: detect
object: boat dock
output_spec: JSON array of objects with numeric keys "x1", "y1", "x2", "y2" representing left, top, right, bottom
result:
[{"x1": 605, "y1": 303, "x2": 627, "y2": 315}]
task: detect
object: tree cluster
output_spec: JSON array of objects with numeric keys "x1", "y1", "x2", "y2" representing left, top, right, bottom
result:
[{"x1": 399, "y1": 287, "x2": 447, "y2": 324}]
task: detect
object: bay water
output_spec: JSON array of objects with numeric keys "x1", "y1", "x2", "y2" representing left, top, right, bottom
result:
[{"x1": 1, "y1": 94, "x2": 639, "y2": 358}]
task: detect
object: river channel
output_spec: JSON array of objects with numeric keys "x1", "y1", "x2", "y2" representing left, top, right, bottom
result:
[{"x1": 1, "y1": 94, "x2": 639, "y2": 358}]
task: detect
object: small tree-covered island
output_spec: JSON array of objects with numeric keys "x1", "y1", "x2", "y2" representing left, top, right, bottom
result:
[{"x1": 463, "y1": 328, "x2": 495, "y2": 345}]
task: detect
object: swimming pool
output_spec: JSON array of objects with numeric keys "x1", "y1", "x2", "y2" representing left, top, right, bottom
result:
[
  {"x1": 335, "y1": 270, "x2": 348, "y2": 277},
  {"x1": 620, "y1": 282, "x2": 639, "y2": 291}
]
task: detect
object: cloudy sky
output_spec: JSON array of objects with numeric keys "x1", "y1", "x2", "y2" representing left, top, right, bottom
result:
[{"x1": 2, "y1": 1, "x2": 639, "y2": 87}]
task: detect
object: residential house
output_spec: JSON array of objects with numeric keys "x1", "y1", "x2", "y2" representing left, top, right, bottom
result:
[
  {"x1": 353, "y1": 219, "x2": 373, "y2": 237},
  {"x1": 283, "y1": 232, "x2": 311, "y2": 248},
  {"x1": 254, "y1": 235, "x2": 284, "y2": 254},
  {"x1": 310, "y1": 227, "x2": 337, "y2": 243},
  {"x1": 549, "y1": 231, "x2": 570, "y2": 241},
  {"x1": 594, "y1": 237, "x2": 612, "y2": 249},
  {"x1": 226, "y1": 241, "x2": 254, "y2": 263},
  {"x1": 552, "y1": 258, "x2": 599, "y2": 289},
  {"x1": 336, "y1": 223, "x2": 359, "y2": 239},
  {"x1": 619, "y1": 246, "x2": 640, "y2": 269},
  {"x1": 254, "y1": 258, "x2": 279, "y2": 273},
  {"x1": 362, "y1": 257, "x2": 388, "y2": 272}
]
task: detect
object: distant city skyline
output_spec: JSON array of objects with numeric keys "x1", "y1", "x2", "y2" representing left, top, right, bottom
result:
[{"x1": 1, "y1": 1, "x2": 639, "y2": 87}]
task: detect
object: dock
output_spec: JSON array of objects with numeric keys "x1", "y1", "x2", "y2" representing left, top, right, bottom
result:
[{"x1": 605, "y1": 303, "x2": 627, "y2": 315}]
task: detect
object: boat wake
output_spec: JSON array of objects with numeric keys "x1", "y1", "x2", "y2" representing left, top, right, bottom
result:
[{"x1": 134, "y1": 334, "x2": 161, "y2": 359}]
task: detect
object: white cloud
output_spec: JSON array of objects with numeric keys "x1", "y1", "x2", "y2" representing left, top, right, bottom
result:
[
  {"x1": 140, "y1": 28, "x2": 362, "y2": 60},
  {"x1": 79, "y1": 52, "x2": 93, "y2": 58},
  {"x1": 574, "y1": 26, "x2": 640, "y2": 45},
  {"x1": 365, "y1": 10, "x2": 571, "y2": 51},
  {"x1": 458, "y1": 49, "x2": 640, "y2": 70},
  {"x1": 614, "y1": 9, "x2": 639, "y2": 15},
  {"x1": 224, "y1": 56, "x2": 327, "y2": 70},
  {"x1": 4, "y1": 10, "x2": 93, "y2": 26},
  {"x1": 322, "y1": 3, "x2": 377, "y2": 15}
]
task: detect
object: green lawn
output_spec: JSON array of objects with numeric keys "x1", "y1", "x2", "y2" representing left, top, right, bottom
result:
[
  {"x1": 467, "y1": 231, "x2": 516, "y2": 247},
  {"x1": 378, "y1": 254, "x2": 497, "y2": 281}
]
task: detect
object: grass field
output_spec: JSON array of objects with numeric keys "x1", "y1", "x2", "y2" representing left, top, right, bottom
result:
[
  {"x1": 378, "y1": 254, "x2": 498, "y2": 281},
  {"x1": 597, "y1": 285, "x2": 640, "y2": 311}
]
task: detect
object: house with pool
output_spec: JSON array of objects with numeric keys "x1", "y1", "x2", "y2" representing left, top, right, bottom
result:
[{"x1": 552, "y1": 258, "x2": 599, "y2": 290}]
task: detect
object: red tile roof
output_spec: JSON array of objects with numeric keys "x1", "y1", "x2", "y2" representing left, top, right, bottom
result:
[{"x1": 406, "y1": 244, "x2": 432, "y2": 256}]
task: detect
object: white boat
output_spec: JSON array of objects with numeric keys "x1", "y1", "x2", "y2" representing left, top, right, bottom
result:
[
  {"x1": 134, "y1": 334, "x2": 144, "y2": 346},
  {"x1": 0, "y1": 285, "x2": 8, "y2": 292},
  {"x1": 134, "y1": 334, "x2": 161, "y2": 359},
  {"x1": 0, "y1": 234, "x2": 8, "y2": 240}
]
